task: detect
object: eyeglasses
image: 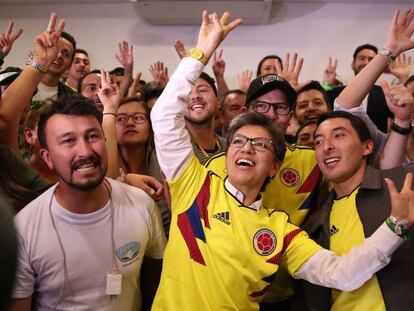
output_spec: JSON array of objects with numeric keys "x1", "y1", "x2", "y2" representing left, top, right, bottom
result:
[
  {"x1": 252, "y1": 101, "x2": 290, "y2": 115},
  {"x1": 230, "y1": 134, "x2": 273, "y2": 152},
  {"x1": 116, "y1": 113, "x2": 148, "y2": 125}
]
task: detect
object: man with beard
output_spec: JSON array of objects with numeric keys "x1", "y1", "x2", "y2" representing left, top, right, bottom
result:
[
  {"x1": 185, "y1": 72, "x2": 226, "y2": 163},
  {"x1": 327, "y1": 44, "x2": 392, "y2": 133},
  {"x1": 10, "y1": 94, "x2": 166, "y2": 311}
]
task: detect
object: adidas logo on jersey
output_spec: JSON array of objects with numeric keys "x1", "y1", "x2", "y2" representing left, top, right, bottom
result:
[
  {"x1": 330, "y1": 225, "x2": 339, "y2": 236},
  {"x1": 213, "y1": 211, "x2": 230, "y2": 225}
]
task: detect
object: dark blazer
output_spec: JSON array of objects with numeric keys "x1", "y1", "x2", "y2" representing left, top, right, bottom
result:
[
  {"x1": 299, "y1": 165, "x2": 414, "y2": 311},
  {"x1": 328, "y1": 85, "x2": 392, "y2": 133}
]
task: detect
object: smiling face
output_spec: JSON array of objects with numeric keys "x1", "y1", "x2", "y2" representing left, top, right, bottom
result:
[
  {"x1": 40, "y1": 114, "x2": 107, "y2": 191},
  {"x1": 116, "y1": 101, "x2": 150, "y2": 146},
  {"x1": 314, "y1": 117, "x2": 373, "y2": 194},
  {"x1": 295, "y1": 89, "x2": 329, "y2": 125},
  {"x1": 226, "y1": 124, "x2": 279, "y2": 194},
  {"x1": 352, "y1": 48, "x2": 376, "y2": 75},
  {"x1": 249, "y1": 89, "x2": 292, "y2": 134},
  {"x1": 68, "y1": 52, "x2": 90, "y2": 81},
  {"x1": 185, "y1": 77, "x2": 219, "y2": 126},
  {"x1": 48, "y1": 37, "x2": 74, "y2": 76}
]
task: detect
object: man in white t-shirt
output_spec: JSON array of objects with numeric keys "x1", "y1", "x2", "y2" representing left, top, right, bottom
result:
[{"x1": 9, "y1": 91, "x2": 166, "y2": 310}]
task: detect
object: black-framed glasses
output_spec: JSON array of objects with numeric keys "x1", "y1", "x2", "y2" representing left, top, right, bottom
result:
[
  {"x1": 116, "y1": 113, "x2": 148, "y2": 125},
  {"x1": 252, "y1": 101, "x2": 290, "y2": 115},
  {"x1": 230, "y1": 134, "x2": 273, "y2": 152}
]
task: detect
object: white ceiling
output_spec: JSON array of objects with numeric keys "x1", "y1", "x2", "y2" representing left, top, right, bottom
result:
[{"x1": 0, "y1": 0, "x2": 412, "y2": 4}]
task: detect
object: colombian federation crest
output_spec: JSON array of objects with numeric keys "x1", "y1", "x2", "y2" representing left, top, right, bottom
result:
[
  {"x1": 253, "y1": 229, "x2": 277, "y2": 256},
  {"x1": 280, "y1": 168, "x2": 300, "y2": 187}
]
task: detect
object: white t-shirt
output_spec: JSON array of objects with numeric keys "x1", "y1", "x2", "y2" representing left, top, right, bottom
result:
[
  {"x1": 12, "y1": 179, "x2": 166, "y2": 311},
  {"x1": 32, "y1": 82, "x2": 58, "y2": 102}
]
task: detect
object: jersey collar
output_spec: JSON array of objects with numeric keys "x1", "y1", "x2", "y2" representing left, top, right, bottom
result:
[{"x1": 224, "y1": 178, "x2": 263, "y2": 212}]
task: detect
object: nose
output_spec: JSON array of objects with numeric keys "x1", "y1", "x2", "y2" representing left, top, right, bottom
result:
[
  {"x1": 190, "y1": 88, "x2": 201, "y2": 101},
  {"x1": 322, "y1": 138, "x2": 334, "y2": 154},
  {"x1": 77, "y1": 138, "x2": 94, "y2": 157},
  {"x1": 125, "y1": 115, "x2": 135, "y2": 126}
]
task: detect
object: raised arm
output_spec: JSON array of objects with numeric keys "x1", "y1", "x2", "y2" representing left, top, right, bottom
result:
[
  {"x1": 275, "y1": 52, "x2": 310, "y2": 91},
  {"x1": 115, "y1": 40, "x2": 133, "y2": 99},
  {"x1": 0, "y1": 13, "x2": 64, "y2": 151},
  {"x1": 378, "y1": 81, "x2": 413, "y2": 168},
  {"x1": 212, "y1": 49, "x2": 230, "y2": 98},
  {"x1": 337, "y1": 9, "x2": 414, "y2": 109},
  {"x1": 98, "y1": 69, "x2": 121, "y2": 178},
  {"x1": 0, "y1": 21, "x2": 23, "y2": 67},
  {"x1": 296, "y1": 172, "x2": 414, "y2": 290},
  {"x1": 151, "y1": 11, "x2": 242, "y2": 181}
]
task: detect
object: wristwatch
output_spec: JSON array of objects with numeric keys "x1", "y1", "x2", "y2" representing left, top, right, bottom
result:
[
  {"x1": 379, "y1": 48, "x2": 397, "y2": 64},
  {"x1": 189, "y1": 48, "x2": 208, "y2": 65},
  {"x1": 26, "y1": 54, "x2": 48, "y2": 73}
]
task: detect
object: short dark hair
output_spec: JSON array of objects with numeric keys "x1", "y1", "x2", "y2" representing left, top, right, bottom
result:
[
  {"x1": 110, "y1": 67, "x2": 124, "y2": 76},
  {"x1": 294, "y1": 81, "x2": 331, "y2": 111},
  {"x1": 220, "y1": 89, "x2": 246, "y2": 111},
  {"x1": 296, "y1": 120, "x2": 318, "y2": 138},
  {"x1": 61, "y1": 31, "x2": 77, "y2": 60},
  {"x1": 353, "y1": 44, "x2": 377, "y2": 61},
  {"x1": 139, "y1": 82, "x2": 164, "y2": 103},
  {"x1": 256, "y1": 55, "x2": 283, "y2": 77},
  {"x1": 199, "y1": 72, "x2": 218, "y2": 97},
  {"x1": 316, "y1": 111, "x2": 372, "y2": 143},
  {"x1": 38, "y1": 94, "x2": 102, "y2": 149},
  {"x1": 77, "y1": 69, "x2": 101, "y2": 92},
  {"x1": 75, "y1": 48, "x2": 88, "y2": 57}
]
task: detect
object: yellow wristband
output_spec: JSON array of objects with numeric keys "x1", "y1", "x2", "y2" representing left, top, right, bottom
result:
[{"x1": 189, "y1": 48, "x2": 208, "y2": 65}]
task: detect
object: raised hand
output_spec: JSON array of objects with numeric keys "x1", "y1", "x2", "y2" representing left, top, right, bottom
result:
[
  {"x1": 275, "y1": 52, "x2": 309, "y2": 91},
  {"x1": 323, "y1": 57, "x2": 338, "y2": 85},
  {"x1": 115, "y1": 40, "x2": 133, "y2": 70},
  {"x1": 128, "y1": 72, "x2": 143, "y2": 97},
  {"x1": 384, "y1": 9, "x2": 414, "y2": 57},
  {"x1": 196, "y1": 11, "x2": 242, "y2": 61},
  {"x1": 381, "y1": 80, "x2": 413, "y2": 125},
  {"x1": 388, "y1": 53, "x2": 411, "y2": 83},
  {"x1": 0, "y1": 21, "x2": 23, "y2": 59},
  {"x1": 32, "y1": 12, "x2": 65, "y2": 68},
  {"x1": 237, "y1": 70, "x2": 253, "y2": 92},
  {"x1": 174, "y1": 39, "x2": 188, "y2": 59},
  {"x1": 385, "y1": 172, "x2": 414, "y2": 228},
  {"x1": 212, "y1": 49, "x2": 225, "y2": 77},
  {"x1": 98, "y1": 69, "x2": 121, "y2": 113},
  {"x1": 149, "y1": 61, "x2": 169, "y2": 88}
]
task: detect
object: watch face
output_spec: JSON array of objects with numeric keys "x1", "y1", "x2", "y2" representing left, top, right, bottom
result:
[{"x1": 191, "y1": 49, "x2": 202, "y2": 59}]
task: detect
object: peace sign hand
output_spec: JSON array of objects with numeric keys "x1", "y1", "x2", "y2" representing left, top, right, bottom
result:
[{"x1": 32, "y1": 12, "x2": 65, "y2": 68}]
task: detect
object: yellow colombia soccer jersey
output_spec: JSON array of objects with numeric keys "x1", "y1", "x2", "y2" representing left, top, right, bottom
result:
[
  {"x1": 263, "y1": 143, "x2": 325, "y2": 226},
  {"x1": 152, "y1": 156, "x2": 322, "y2": 311},
  {"x1": 329, "y1": 188, "x2": 385, "y2": 311}
]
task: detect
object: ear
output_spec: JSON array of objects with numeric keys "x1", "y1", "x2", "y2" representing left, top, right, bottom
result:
[
  {"x1": 215, "y1": 98, "x2": 220, "y2": 111},
  {"x1": 362, "y1": 139, "x2": 374, "y2": 157},
  {"x1": 241, "y1": 106, "x2": 248, "y2": 113},
  {"x1": 268, "y1": 161, "x2": 281, "y2": 179},
  {"x1": 23, "y1": 128, "x2": 35, "y2": 145},
  {"x1": 351, "y1": 60, "x2": 356, "y2": 72},
  {"x1": 39, "y1": 148, "x2": 54, "y2": 170}
]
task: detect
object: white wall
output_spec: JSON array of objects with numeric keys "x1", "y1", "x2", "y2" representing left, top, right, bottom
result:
[{"x1": 0, "y1": 2, "x2": 412, "y2": 88}]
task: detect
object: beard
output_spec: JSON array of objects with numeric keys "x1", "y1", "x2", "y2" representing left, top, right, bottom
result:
[
  {"x1": 184, "y1": 111, "x2": 214, "y2": 126},
  {"x1": 57, "y1": 154, "x2": 107, "y2": 191}
]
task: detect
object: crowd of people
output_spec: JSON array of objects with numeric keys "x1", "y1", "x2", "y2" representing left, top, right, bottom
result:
[{"x1": 1, "y1": 7, "x2": 414, "y2": 311}]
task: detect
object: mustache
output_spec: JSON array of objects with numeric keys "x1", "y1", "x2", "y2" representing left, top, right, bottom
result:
[{"x1": 72, "y1": 154, "x2": 102, "y2": 170}]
